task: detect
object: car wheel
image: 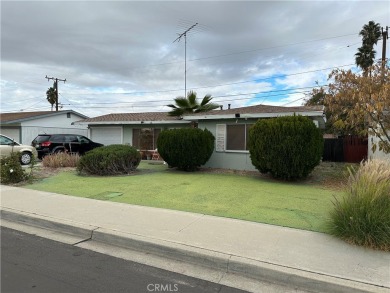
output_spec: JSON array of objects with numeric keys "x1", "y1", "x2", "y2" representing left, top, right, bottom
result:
[
  {"x1": 54, "y1": 149, "x2": 64, "y2": 154},
  {"x1": 20, "y1": 152, "x2": 32, "y2": 165}
]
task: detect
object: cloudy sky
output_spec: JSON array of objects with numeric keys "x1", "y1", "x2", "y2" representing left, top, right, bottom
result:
[{"x1": 1, "y1": 0, "x2": 389, "y2": 118}]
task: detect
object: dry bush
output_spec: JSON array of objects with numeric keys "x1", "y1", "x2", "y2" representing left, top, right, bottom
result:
[{"x1": 42, "y1": 153, "x2": 80, "y2": 168}]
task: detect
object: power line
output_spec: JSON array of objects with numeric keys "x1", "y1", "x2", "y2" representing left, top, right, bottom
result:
[
  {"x1": 62, "y1": 63, "x2": 353, "y2": 96},
  {"x1": 57, "y1": 84, "x2": 327, "y2": 109}
]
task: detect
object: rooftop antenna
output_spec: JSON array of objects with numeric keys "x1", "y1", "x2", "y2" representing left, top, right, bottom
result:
[{"x1": 173, "y1": 22, "x2": 198, "y2": 97}]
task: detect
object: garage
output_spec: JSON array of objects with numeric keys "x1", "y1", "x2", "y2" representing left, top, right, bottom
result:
[
  {"x1": 0, "y1": 127, "x2": 21, "y2": 142},
  {"x1": 90, "y1": 127, "x2": 122, "y2": 146}
]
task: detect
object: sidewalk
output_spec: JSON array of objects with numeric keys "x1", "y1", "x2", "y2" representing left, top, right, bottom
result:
[{"x1": 1, "y1": 185, "x2": 389, "y2": 293}]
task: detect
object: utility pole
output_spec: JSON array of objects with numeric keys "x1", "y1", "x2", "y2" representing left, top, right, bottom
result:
[
  {"x1": 45, "y1": 76, "x2": 66, "y2": 111},
  {"x1": 381, "y1": 26, "x2": 388, "y2": 67},
  {"x1": 173, "y1": 23, "x2": 198, "y2": 96}
]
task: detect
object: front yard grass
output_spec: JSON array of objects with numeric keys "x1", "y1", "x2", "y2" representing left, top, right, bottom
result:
[{"x1": 24, "y1": 161, "x2": 348, "y2": 233}]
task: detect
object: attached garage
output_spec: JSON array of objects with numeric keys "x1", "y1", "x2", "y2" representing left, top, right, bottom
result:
[{"x1": 90, "y1": 127, "x2": 123, "y2": 146}]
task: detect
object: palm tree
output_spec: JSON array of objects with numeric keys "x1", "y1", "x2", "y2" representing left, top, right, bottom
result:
[
  {"x1": 46, "y1": 87, "x2": 56, "y2": 111},
  {"x1": 355, "y1": 44, "x2": 377, "y2": 70},
  {"x1": 355, "y1": 21, "x2": 381, "y2": 73},
  {"x1": 167, "y1": 91, "x2": 219, "y2": 117}
]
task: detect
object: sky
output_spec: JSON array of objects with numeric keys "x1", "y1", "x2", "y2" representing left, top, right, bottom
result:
[{"x1": 1, "y1": 0, "x2": 389, "y2": 118}]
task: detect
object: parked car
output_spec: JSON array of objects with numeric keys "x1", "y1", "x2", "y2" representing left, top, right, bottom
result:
[
  {"x1": 31, "y1": 134, "x2": 103, "y2": 159},
  {"x1": 0, "y1": 134, "x2": 38, "y2": 165}
]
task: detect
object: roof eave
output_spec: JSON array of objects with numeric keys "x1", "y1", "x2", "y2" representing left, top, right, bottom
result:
[
  {"x1": 183, "y1": 111, "x2": 324, "y2": 120},
  {"x1": 75, "y1": 120, "x2": 190, "y2": 125}
]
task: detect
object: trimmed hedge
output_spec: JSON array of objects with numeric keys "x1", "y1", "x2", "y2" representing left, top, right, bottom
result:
[
  {"x1": 77, "y1": 144, "x2": 141, "y2": 176},
  {"x1": 157, "y1": 128, "x2": 215, "y2": 171},
  {"x1": 248, "y1": 115, "x2": 323, "y2": 180}
]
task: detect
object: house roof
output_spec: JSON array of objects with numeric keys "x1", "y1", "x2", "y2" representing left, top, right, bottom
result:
[
  {"x1": 184, "y1": 104, "x2": 324, "y2": 120},
  {"x1": 202, "y1": 104, "x2": 323, "y2": 115},
  {"x1": 76, "y1": 104, "x2": 325, "y2": 125},
  {"x1": 76, "y1": 112, "x2": 188, "y2": 125},
  {"x1": 0, "y1": 110, "x2": 88, "y2": 124}
]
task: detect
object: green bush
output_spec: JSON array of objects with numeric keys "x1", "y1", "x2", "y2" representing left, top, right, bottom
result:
[
  {"x1": 248, "y1": 115, "x2": 323, "y2": 180},
  {"x1": 0, "y1": 153, "x2": 28, "y2": 184},
  {"x1": 77, "y1": 144, "x2": 141, "y2": 176},
  {"x1": 157, "y1": 128, "x2": 215, "y2": 171},
  {"x1": 328, "y1": 159, "x2": 390, "y2": 251},
  {"x1": 42, "y1": 152, "x2": 80, "y2": 168}
]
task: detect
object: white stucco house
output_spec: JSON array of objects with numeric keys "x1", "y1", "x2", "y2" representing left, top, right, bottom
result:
[
  {"x1": 76, "y1": 104, "x2": 326, "y2": 171},
  {"x1": 0, "y1": 110, "x2": 89, "y2": 145}
]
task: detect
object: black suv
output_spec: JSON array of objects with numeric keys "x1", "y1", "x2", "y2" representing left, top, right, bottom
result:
[{"x1": 32, "y1": 134, "x2": 103, "y2": 159}]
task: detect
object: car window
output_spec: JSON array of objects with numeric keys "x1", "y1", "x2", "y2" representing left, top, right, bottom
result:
[
  {"x1": 65, "y1": 135, "x2": 78, "y2": 142},
  {"x1": 34, "y1": 135, "x2": 51, "y2": 143},
  {"x1": 51, "y1": 135, "x2": 65, "y2": 143},
  {"x1": 78, "y1": 136, "x2": 91, "y2": 143},
  {"x1": 0, "y1": 135, "x2": 14, "y2": 145}
]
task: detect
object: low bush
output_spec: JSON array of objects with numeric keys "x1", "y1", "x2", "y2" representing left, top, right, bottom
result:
[
  {"x1": 0, "y1": 153, "x2": 28, "y2": 184},
  {"x1": 328, "y1": 159, "x2": 390, "y2": 251},
  {"x1": 42, "y1": 152, "x2": 80, "y2": 168},
  {"x1": 77, "y1": 144, "x2": 141, "y2": 176},
  {"x1": 157, "y1": 128, "x2": 215, "y2": 171},
  {"x1": 248, "y1": 115, "x2": 323, "y2": 180}
]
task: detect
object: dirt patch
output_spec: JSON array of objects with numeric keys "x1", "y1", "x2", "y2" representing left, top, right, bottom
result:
[{"x1": 30, "y1": 166, "x2": 76, "y2": 180}]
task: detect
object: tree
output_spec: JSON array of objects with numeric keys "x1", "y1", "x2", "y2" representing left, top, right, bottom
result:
[
  {"x1": 167, "y1": 91, "x2": 219, "y2": 117},
  {"x1": 304, "y1": 87, "x2": 336, "y2": 134},
  {"x1": 325, "y1": 62, "x2": 390, "y2": 153},
  {"x1": 355, "y1": 21, "x2": 381, "y2": 73},
  {"x1": 46, "y1": 87, "x2": 56, "y2": 111}
]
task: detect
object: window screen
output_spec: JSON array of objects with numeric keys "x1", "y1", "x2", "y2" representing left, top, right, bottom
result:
[{"x1": 226, "y1": 124, "x2": 245, "y2": 150}]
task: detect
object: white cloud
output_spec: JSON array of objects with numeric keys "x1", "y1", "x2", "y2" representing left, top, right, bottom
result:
[{"x1": 1, "y1": 1, "x2": 389, "y2": 117}]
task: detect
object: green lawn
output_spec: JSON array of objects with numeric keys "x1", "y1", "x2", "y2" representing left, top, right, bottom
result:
[{"x1": 25, "y1": 162, "x2": 343, "y2": 233}]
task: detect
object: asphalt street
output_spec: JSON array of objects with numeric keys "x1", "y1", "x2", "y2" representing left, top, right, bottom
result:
[{"x1": 1, "y1": 226, "x2": 248, "y2": 293}]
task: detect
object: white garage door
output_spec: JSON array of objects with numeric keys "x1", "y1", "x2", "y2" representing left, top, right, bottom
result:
[
  {"x1": 0, "y1": 128, "x2": 20, "y2": 142},
  {"x1": 91, "y1": 127, "x2": 122, "y2": 146}
]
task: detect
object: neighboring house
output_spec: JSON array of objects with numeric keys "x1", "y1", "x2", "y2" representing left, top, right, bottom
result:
[
  {"x1": 0, "y1": 110, "x2": 89, "y2": 145},
  {"x1": 76, "y1": 104, "x2": 325, "y2": 171}
]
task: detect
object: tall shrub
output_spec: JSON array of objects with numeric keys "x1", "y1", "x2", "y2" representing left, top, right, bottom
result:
[
  {"x1": 328, "y1": 159, "x2": 390, "y2": 250},
  {"x1": 248, "y1": 115, "x2": 323, "y2": 180},
  {"x1": 157, "y1": 128, "x2": 215, "y2": 171},
  {"x1": 77, "y1": 144, "x2": 141, "y2": 176}
]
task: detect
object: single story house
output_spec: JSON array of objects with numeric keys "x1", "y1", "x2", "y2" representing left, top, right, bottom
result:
[
  {"x1": 76, "y1": 104, "x2": 325, "y2": 171},
  {"x1": 0, "y1": 110, "x2": 89, "y2": 145}
]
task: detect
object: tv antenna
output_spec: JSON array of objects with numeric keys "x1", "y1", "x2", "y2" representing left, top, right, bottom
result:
[{"x1": 173, "y1": 22, "x2": 198, "y2": 96}]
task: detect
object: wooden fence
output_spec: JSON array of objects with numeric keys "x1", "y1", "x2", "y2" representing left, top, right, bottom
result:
[{"x1": 323, "y1": 135, "x2": 367, "y2": 163}]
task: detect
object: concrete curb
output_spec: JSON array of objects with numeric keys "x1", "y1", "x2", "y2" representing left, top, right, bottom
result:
[{"x1": 1, "y1": 208, "x2": 387, "y2": 293}]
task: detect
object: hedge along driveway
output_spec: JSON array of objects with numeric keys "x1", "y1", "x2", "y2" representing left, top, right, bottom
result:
[{"x1": 25, "y1": 162, "x2": 342, "y2": 233}]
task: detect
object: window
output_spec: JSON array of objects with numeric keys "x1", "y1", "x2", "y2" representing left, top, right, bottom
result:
[
  {"x1": 226, "y1": 124, "x2": 253, "y2": 151},
  {"x1": 132, "y1": 128, "x2": 160, "y2": 150},
  {"x1": 67, "y1": 113, "x2": 71, "y2": 118}
]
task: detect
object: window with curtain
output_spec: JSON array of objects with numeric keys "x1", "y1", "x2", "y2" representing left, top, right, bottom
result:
[
  {"x1": 132, "y1": 128, "x2": 161, "y2": 150},
  {"x1": 226, "y1": 124, "x2": 253, "y2": 151}
]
